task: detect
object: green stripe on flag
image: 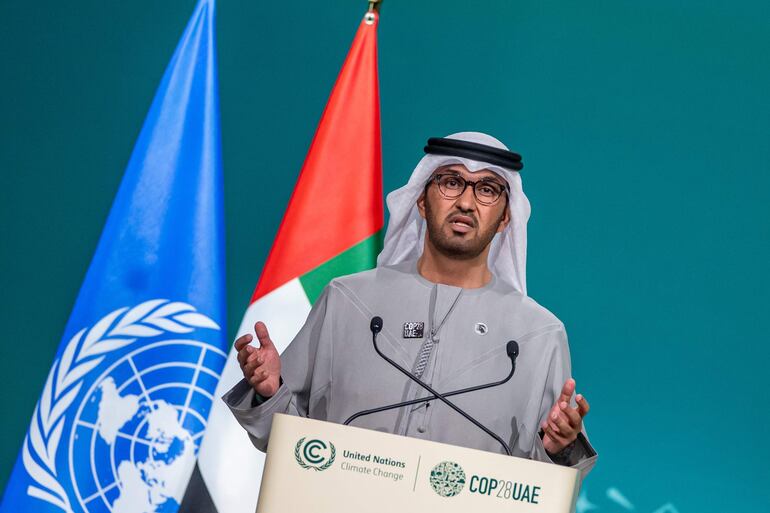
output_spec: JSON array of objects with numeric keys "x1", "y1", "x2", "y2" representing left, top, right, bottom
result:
[{"x1": 299, "y1": 231, "x2": 383, "y2": 304}]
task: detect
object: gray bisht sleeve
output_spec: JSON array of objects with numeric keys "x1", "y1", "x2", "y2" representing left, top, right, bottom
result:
[
  {"x1": 221, "y1": 286, "x2": 335, "y2": 452},
  {"x1": 528, "y1": 325, "x2": 598, "y2": 480}
]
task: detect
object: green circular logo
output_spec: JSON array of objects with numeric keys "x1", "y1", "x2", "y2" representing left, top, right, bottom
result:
[
  {"x1": 429, "y1": 461, "x2": 466, "y2": 497},
  {"x1": 294, "y1": 437, "x2": 336, "y2": 471}
]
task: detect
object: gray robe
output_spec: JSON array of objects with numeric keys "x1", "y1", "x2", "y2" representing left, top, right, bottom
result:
[{"x1": 223, "y1": 260, "x2": 597, "y2": 479}]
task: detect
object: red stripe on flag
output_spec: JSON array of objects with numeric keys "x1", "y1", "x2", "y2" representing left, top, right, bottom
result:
[{"x1": 252, "y1": 13, "x2": 383, "y2": 302}]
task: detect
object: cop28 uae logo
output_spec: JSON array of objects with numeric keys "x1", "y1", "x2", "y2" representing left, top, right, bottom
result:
[
  {"x1": 429, "y1": 461, "x2": 467, "y2": 497},
  {"x1": 294, "y1": 437, "x2": 336, "y2": 471}
]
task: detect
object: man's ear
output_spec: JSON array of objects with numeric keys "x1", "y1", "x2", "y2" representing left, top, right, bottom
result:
[
  {"x1": 496, "y1": 202, "x2": 511, "y2": 233},
  {"x1": 417, "y1": 191, "x2": 427, "y2": 220}
]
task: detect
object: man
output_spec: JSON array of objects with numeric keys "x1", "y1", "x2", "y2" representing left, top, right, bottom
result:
[{"x1": 224, "y1": 132, "x2": 597, "y2": 478}]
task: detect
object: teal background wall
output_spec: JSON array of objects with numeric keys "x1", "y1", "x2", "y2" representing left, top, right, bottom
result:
[{"x1": 1, "y1": 1, "x2": 768, "y2": 511}]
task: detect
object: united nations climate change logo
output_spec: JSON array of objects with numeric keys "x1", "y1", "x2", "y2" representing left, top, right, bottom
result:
[
  {"x1": 21, "y1": 299, "x2": 225, "y2": 513},
  {"x1": 294, "y1": 437, "x2": 336, "y2": 471},
  {"x1": 429, "y1": 461, "x2": 466, "y2": 498}
]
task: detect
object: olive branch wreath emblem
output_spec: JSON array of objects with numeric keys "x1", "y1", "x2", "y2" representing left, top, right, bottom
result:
[
  {"x1": 21, "y1": 299, "x2": 220, "y2": 513},
  {"x1": 294, "y1": 437, "x2": 336, "y2": 471}
]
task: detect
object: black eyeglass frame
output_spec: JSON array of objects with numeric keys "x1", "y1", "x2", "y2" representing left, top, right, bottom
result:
[{"x1": 428, "y1": 173, "x2": 510, "y2": 205}]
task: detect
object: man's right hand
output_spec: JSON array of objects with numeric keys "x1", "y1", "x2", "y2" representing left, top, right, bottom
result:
[{"x1": 234, "y1": 321, "x2": 282, "y2": 398}]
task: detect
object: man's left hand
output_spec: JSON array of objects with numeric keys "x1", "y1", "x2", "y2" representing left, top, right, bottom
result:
[{"x1": 541, "y1": 378, "x2": 590, "y2": 456}]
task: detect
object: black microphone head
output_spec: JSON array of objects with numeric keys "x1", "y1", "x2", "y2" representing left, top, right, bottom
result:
[
  {"x1": 370, "y1": 316, "x2": 383, "y2": 334},
  {"x1": 506, "y1": 340, "x2": 519, "y2": 360}
]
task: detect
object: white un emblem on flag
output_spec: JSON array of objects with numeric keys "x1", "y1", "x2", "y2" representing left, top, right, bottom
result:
[{"x1": 22, "y1": 300, "x2": 224, "y2": 513}]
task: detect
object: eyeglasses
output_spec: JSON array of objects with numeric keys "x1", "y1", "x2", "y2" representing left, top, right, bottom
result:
[{"x1": 429, "y1": 173, "x2": 509, "y2": 205}]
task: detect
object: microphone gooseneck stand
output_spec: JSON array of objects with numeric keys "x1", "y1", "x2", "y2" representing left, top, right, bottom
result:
[
  {"x1": 344, "y1": 340, "x2": 518, "y2": 425},
  {"x1": 351, "y1": 316, "x2": 514, "y2": 456}
]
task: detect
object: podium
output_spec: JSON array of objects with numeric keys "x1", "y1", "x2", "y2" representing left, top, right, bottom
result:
[{"x1": 256, "y1": 413, "x2": 580, "y2": 512}]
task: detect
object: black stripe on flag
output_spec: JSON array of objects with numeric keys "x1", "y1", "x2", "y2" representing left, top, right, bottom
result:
[{"x1": 179, "y1": 462, "x2": 219, "y2": 513}]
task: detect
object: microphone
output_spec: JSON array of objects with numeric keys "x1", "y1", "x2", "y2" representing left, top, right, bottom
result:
[
  {"x1": 344, "y1": 340, "x2": 518, "y2": 425},
  {"x1": 348, "y1": 316, "x2": 514, "y2": 456},
  {"x1": 370, "y1": 316, "x2": 383, "y2": 334}
]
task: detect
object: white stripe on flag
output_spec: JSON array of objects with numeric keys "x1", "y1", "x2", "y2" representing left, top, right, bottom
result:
[{"x1": 198, "y1": 278, "x2": 311, "y2": 513}]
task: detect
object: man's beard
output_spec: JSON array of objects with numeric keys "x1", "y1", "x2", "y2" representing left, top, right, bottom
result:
[{"x1": 424, "y1": 196, "x2": 507, "y2": 260}]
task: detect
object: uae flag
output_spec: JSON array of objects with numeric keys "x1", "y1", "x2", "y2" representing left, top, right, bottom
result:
[{"x1": 183, "y1": 11, "x2": 383, "y2": 513}]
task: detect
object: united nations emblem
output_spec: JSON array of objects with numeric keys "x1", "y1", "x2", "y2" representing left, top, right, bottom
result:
[
  {"x1": 429, "y1": 461, "x2": 466, "y2": 498},
  {"x1": 294, "y1": 437, "x2": 336, "y2": 471},
  {"x1": 21, "y1": 299, "x2": 224, "y2": 513}
]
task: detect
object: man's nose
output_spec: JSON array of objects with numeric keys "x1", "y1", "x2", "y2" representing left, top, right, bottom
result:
[{"x1": 455, "y1": 183, "x2": 477, "y2": 210}]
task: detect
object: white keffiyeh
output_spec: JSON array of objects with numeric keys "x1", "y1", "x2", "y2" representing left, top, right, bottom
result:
[{"x1": 377, "y1": 131, "x2": 531, "y2": 295}]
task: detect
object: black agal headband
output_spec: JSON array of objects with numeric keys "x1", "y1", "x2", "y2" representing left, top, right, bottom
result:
[{"x1": 424, "y1": 137, "x2": 523, "y2": 171}]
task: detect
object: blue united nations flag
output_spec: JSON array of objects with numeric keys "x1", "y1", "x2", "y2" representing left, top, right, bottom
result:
[{"x1": 0, "y1": 1, "x2": 226, "y2": 512}]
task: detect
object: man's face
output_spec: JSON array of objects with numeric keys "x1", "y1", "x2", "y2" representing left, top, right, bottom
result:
[{"x1": 417, "y1": 164, "x2": 510, "y2": 260}]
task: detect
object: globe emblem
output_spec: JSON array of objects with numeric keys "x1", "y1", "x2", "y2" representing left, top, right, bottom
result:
[
  {"x1": 429, "y1": 461, "x2": 466, "y2": 498},
  {"x1": 67, "y1": 339, "x2": 226, "y2": 513}
]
